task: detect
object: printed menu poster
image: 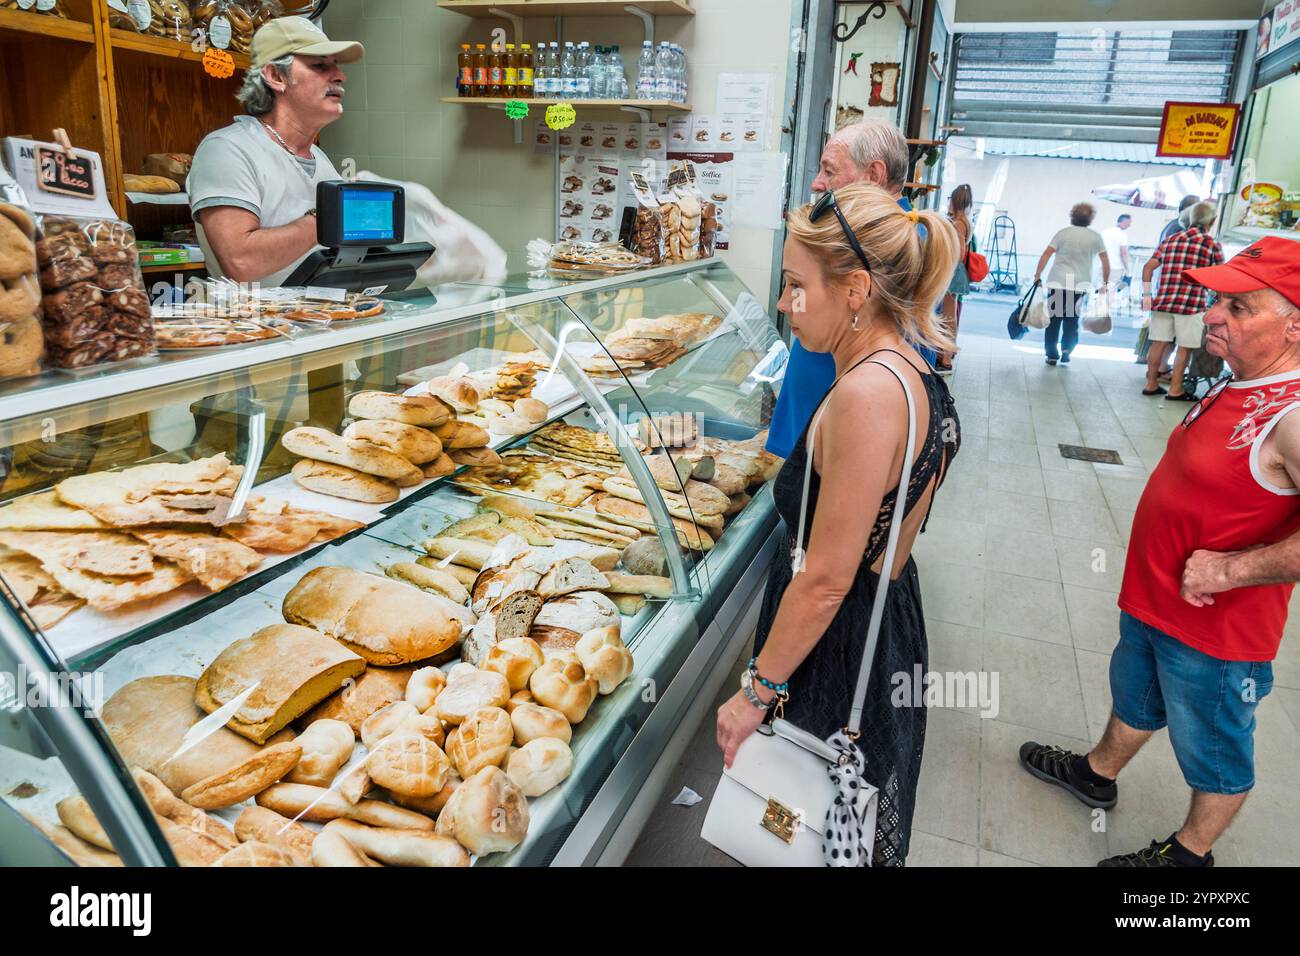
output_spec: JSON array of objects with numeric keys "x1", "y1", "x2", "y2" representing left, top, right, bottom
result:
[
  {"x1": 642, "y1": 122, "x2": 668, "y2": 159},
  {"x1": 533, "y1": 121, "x2": 555, "y2": 153},
  {"x1": 558, "y1": 156, "x2": 623, "y2": 243},
  {"x1": 668, "y1": 116, "x2": 691, "y2": 151}
]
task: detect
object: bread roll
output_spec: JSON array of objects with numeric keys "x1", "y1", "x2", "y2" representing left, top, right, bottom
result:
[
  {"x1": 393, "y1": 708, "x2": 446, "y2": 750},
  {"x1": 507, "y1": 738, "x2": 573, "y2": 796},
  {"x1": 384, "y1": 767, "x2": 461, "y2": 817},
  {"x1": 601, "y1": 572, "x2": 672, "y2": 598},
  {"x1": 529, "y1": 657, "x2": 598, "y2": 724},
  {"x1": 483, "y1": 636, "x2": 545, "y2": 692},
  {"x1": 423, "y1": 536, "x2": 495, "y2": 570},
  {"x1": 423, "y1": 453, "x2": 457, "y2": 479},
  {"x1": 405, "y1": 666, "x2": 446, "y2": 713},
  {"x1": 287, "y1": 719, "x2": 355, "y2": 786},
  {"x1": 449, "y1": 446, "x2": 501, "y2": 467},
  {"x1": 611, "y1": 594, "x2": 647, "y2": 616},
  {"x1": 463, "y1": 590, "x2": 542, "y2": 666},
  {"x1": 575, "y1": 625, "x2": 635, "y2": 695},
  {"x1": 323, "y1": 818, "x2": 469, "y2": 867},
  {"x1": 349, "y1": 390, "x2": 450, "y2": 426},
  {"x1": 213, "y1": 841, "x2": 298, "y2": 867},
  {"x1": 283, "y1": 426, "x2": 423, "y2": 483},
  {"x1": 360, "y1": 700, "x2": 420, "y2": 749},
  {"x1": 385, "y1": 563, "x2": 469, "y2": 604},
  {"x1": 506, "y1": 689, "x2": 533, "y2": 712},
  {"x1": 510, "y1": 702, "x2": 572, "y2": 746},
  {"x1": 435, "y1": 766, "x2": 529, "y2": 856},
  {"x1": 256, "y1": 783, "x2": 434, "y2": 830},
  {"x1": 447, "y1": 662, "x2": 478, "y2": 682},
  {"x1": 447, "y1": 706, "x2": 513, "y2": 777},
  {"x1": 538, "y1": 558, "x2": 610, "y2": 598},
  {"x1": 432, "y1": 419, "x2": 490, "y2": 449},
  {"x1": 103, "y1": 676, "x2": 303, "y2": 808},
  {"x1": 234, "y1": 806, "x2": 315, "y2": 866},
  {"x1": 292, "y1": 459, "x2": 399, "y2": 503},
  {"x1": 312, "y1": 828, "x2": 380, "y2": 867},
  {"x1": 56, "y1": 796, "x2": 114, "y2": 851},
  {"x1": 366, "y1": 732, "x2": 451, "y2": 797},
  {"x1": 435, "y1": 668, "x2": 510, "y2": 725},
  {"x1": 195, "y1": 624, "x2": 367, "y2": 744},
  {"x1": 574, "y1": 546, "x2": 620, "y2": 571},
  {"x1": 283, "y1": 567, "x2": 463, "y2": 666},
  {"x1": 337, "y1": 764, "x2": 373, "y2": 805},
  {"x1": 514, "y1": 397, "x2": 548, "y2": 423},
  {"x1": 22, "y1": 813, "x2": 121, "y2": 867},
  {"x1": 131, "y1": 769, "x2": 238, "y2": 851},
  {"x1": 342, "y1": 420, "x2": 442, "y2": 464},
  {"x1": 300, "y1": 666, "x2": 415, "y2": 734},
  {"x1": 425, "y1": 376, "x2": 481, "y2": 413}
]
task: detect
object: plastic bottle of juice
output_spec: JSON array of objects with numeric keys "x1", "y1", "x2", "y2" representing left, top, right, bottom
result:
[
  {"x1": 473, "y1": 43, "x2": 488, "y2": 98},
  {"x1": 518, "y1": 43, "x2": 535, "y2": 97},
  {"x1": 457, "y1": 43, "x2": 472, "y2": 97},
  {"x1": 488, "y1": 44, "x2": 503, "y2": 97},
  {"x1": 504, "y1": 42, "x2": 518, "y2": 97}
]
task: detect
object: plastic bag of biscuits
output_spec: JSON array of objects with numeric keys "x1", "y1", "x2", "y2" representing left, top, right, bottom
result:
[
  {"x1": 146, "y1": 0, "x2": 192, "y2": 43},
  {"x1": 191, "y1": 0, "x2": 254, "y2": 53},
  {"x1": 34, "y1": 215, "x2": 156, "y2": 370},
  {"x1": 0, "y1": 198, "x2": 45, "y2": 383},
  {"x1": 246, "y1": 0, "x2": 281, "y2": 38},
  {"x1": 12, "y1": 0, "x2": 71, "y2": 17},
  {"x1": 106, "y1": 0, "x2": 152, "y2": 31}
]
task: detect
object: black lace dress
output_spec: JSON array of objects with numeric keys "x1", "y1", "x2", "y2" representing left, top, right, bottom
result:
[{"x1": 753, "y1": 350, "x2": 960, "y2": 866}]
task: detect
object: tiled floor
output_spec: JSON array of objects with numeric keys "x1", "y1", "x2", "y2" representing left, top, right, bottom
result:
[{"x1": 624, "y1": 326, "x2": 1300, "y2": 867}]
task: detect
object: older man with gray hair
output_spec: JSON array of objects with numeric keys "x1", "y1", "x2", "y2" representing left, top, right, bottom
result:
[
  {"x1": 767, "y1": 119, "x2": 929, "y2": 460},
  {"x1": 187, "y1": 17, "x2": 363, "y2": 286}
]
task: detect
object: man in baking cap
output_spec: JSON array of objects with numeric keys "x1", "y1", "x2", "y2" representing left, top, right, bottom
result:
[
  {"x1": 188, "y1": 17, "x2": 363, "y2": 287},
  {"x1": 1020, "y1": 236, "x2": 1300, "y2": 867}
]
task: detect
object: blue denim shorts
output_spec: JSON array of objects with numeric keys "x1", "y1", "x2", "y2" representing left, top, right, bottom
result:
[{"x1": 1110, "y1": 612, "x2": 1273, "y2": 795}]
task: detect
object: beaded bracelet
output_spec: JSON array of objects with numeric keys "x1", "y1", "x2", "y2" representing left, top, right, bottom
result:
[{"x1": 748, "y1": 657, "x2": 789, "y2": 694}]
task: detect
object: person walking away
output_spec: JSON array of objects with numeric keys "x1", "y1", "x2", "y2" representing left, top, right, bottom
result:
[
  {"x1": 1139, "y1": 201, "x2": 1224, "y2": 400},
  {"x1": 1032, "y1": 203, "x2": 1110, "y2": 366},
  {"x1": 938, "y1": 184, "x2": 974, "y2": 372},
  {"x1": 1102, "y1": 213, "x2": 1133, "y2": 295},
  {"x1": 716, "y1": 184, "x2": 962, "y2": 866},
  {"x1": 1019, "y1": 237, "x2": 1300, "y2": 866},
  {"x1": 1160, "y1": 194, "x2": 1200, "y2": 245}
]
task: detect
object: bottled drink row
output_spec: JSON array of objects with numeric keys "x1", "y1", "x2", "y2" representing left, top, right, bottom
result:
[{"x1": 456, "y1": 40, "x2": 689, "y2": 103}]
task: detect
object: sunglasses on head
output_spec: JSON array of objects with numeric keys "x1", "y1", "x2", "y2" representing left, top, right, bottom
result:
[{"x1": 810, "y1": 190, "x2": 873, "y2": 284}]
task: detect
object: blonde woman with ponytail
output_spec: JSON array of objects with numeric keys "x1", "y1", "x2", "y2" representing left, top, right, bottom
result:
[{"x1": 716, "y1": 184, "x2": 963, "y2": 866}]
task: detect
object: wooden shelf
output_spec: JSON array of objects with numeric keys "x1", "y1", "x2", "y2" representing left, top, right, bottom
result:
[
  {"x1": 904, "y1": 182, "x2": 938, "y2": 191},
  {"x1": 437, "y1": 0, "x2": 695, "y2": 16},
  {"x1": 141, "y1": 261, "x2": 206, "y2": 274},
  {"x1": 906, "y1": 139, "x2": 943, "y2": 147},
  {"x1": 0, "y1": 8, "x2": 94, "y2": 43},
  {"x1": 109, "y1": 28, "x2": 250, "y2": 70},
  {"x1": 887, "y1": 0, "x2": 915, "y2": 28},
  {"x1": 441, "y1": 96, "x2": 691, "y2": 111}
]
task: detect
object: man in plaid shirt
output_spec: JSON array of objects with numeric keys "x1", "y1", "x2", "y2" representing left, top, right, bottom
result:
[{"x1": 1140, "y1": 201, "x2": 1224, "y2": 400}]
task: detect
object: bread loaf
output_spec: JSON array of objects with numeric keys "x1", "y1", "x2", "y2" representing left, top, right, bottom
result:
[
  {"x1": 385, "y1": 562, "x2": 469, "y2": 604},
  {"x1": 422, "y1": 453, "x2": 457, "y2": 479},
  {"x1": 462, "y1": 589, "x2": 542, "y2": 665},
  {"x1": 538, "y1": 557, "x2": 609, "y2": 598},
  {"x1": 56, "y1": 796, "x2": 114, "y2": 850},
  {"x1": 366, "y1": 732, "x2": 451, "y2": 797},
  {"x1": 423, "y1": 536, "x2": 495, "y2": 570},
  {"x1": 483, "y1": 636, "x2": 545, "y2": 692},
  {"x1": 431, "y1": 419, "x2": 490, "y2": 449},
  {"x1": 131, "y1": 769, "x2": 238, "y2": 851},
  {"x1": 529, "y1": 657, "x2": 598, "y2": 723},
  {"x1": 349, "y1": 390, "x2": 450, "y2": 426},
  {"x1": 282, "y1": 566, "x2": 464, "y2": 666},
  {"x1": 124, "y1": 174, "x2": 180, "y2": 194},
  {"x1": 292, "y1": 458, "x2": 399, "y2": 503},
  {"x1": 449, "y1": 446, "x2": 501, "y2": 467},
  {"x1": 425, "y1": 376, "x2": 481, "y2": 413},
  {"x1": 299, "y1": 665, "x2": 415, "y2": 734},
  {"x1": 507, "y1": 689, "x2": 534, "y2": 712},
  {"x1": 384, "y1": 768, "x2": 461, "y2": 817},
  {"x1": 234, "y1": 806, "x2": 316, "y2": 866},
  {"x1": 256, "y1": 783, "x2": 435, "y2": 830},
  {"x1": 286, "y1": 719, "x2": 355, "y2": 787},
  {"x1": 405, "y1": 666, "x2": 446, "y2": 713},
  {"x1": 311, "y1": 828, "x2": 380, "y2": 867},
  {"x1": 323, "y1": 818, "x2": 469, "y2": 867},
  {"x1": 102, "y1": 676, "x2": 302, "y2": 808},
  {"x1": 343, "y1": 419, "x2": 442, "y2": 464},
  {"x1": 213, "y1": 842, "x2": 298, "y2": 867},
  {"x1": 283, "y1": 426, "x2": 423, "y2": 483},
  {"x1": 533, "y1": 590, "x2": 620, "y2": 637},
  {"x1": 359, "y1": 700, "x2": 420, "y2": 749},
  {"x1": 23, "y1": 813, "x2": 121, "y2": 867},
  {"x1": 510, "y1": 701, "x2": 572, "y2": 745},
  {"x1": 435, "y1": 668, "x2": 510, "y2": 724},
  {"x1": 195, "y1": 624, "x2": 366, "y2": 744},
  {"x1": 434, "y1": 766, "x2": 529, "y2": 856},
  {"x1": 575, "y1": 625, "x2": 634, "y2": 694},
  {"x1": 507, "y1": 737, "x2": 573, "y2": 796},
  {"x1": 447, "y1": 706, "x2": 513, "y2": 777},
  {"x1": 601, "y1": 571, "x2": 672, "y2": 598}
]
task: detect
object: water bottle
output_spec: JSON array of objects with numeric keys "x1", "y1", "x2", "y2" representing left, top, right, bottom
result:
[
  {"x1": 589, "y1": 45, "x2": 605, "y2": 99},
  {"x1": 654, "y1": 41, "x2": 672, "y2": 101},
  {"x1": 575, "y1": 41, "x2": 591, "y2": 99},
  {"x1": 676, "y1": 44, "x2": 689, "y2": 103},
  {"x1": 607, "y1": 45, "x2": 626, "y2": 99},
  {"x1": 637, "y1": 40, "x2": 656, "y2": 100},
  {"x1": 559, "y1": 42, "x2": 576, "y2": 99},
  {"x1": 546, "y1": 42, "x2": 561, "y2": 99},
  {"x1": 534, "y1": 44, "x2": 549, "y2": 98}
]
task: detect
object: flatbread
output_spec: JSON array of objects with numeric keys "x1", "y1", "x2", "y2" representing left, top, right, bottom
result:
[
  {"x1": 220, "y1": 496, "x2": 363, "y2": 552},
  {"x1": 55, "y1": 455, "x2": 241, "y2": 527},
  {"x1": 0, "y1": 491, "x2": 108, "y2": 531},
  {"x1": 130, "y1": 530, "x2": 263, "y2": 591},
  {"x1": 0, "y1": 551, "x2": 85, "y2": 628},
  {"x1": 0, "y1": 531, "x2": 193, "y2": 611}
]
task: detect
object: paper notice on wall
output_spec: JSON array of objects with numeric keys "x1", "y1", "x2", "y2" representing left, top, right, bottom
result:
[
  {"x1": 643, "y1": 122, "x2": 668, "y2": 160},
  {"x1": 559, "y1": 156, "x2": 622, "y2": 243},
  {"x1": 716, "y1": 73, "x2": 772, "y2": 116},
  {"x1": 668, "y1": 116, "x2": 691, "y2": 151},
  {"x1": 534, "y1": 121, "x2": 555, "y2": 153},
  {"x1": 576, "y1": 121, "x2": 599, "y2": 155},
  {"x1": 731, "y1": 151, "x2": 787, "y2": 230},
  {"x1": 598, "y1": 123, "x2": 622, "y2": 157},
  {"x1": 620, "y1": 123, "x2": 641, "y2": 156},
  {"x1": 737, "y1": 113, "x2": 767, "y2": 151},
  {"x1": 689, "y1": 114, "x2": 715, "y2": 150}
]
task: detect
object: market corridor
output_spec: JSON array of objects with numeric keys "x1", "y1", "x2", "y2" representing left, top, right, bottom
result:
[{"x1": 627, "y1": 314, "x2": 1300, "y2": 867}]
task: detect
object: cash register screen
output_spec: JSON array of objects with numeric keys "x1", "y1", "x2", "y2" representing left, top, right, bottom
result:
[{"x1": 340, "y1": 186, "x2": 398, "y2": 243}]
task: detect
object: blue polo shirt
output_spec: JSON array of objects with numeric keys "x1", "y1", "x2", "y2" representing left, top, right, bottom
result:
[{"x1": 766, "y1": 195, "x2": 936, "y2": 459}]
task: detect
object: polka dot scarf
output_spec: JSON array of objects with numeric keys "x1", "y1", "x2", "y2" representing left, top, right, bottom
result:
[{"x1": 824, "y1": 730, "x2": 875, "y2": 867}]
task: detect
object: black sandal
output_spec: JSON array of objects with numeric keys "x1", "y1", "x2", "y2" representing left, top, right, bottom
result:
[
  {"x1": 1165, "y1": 391, "x2": 1199, "y2": 402},
  {"x1": 1142, "y1": 386, "x2": 1166, "y2": 396}
]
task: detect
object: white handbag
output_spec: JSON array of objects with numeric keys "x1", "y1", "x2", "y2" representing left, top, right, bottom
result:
[{"x1": 702, "y1": 358, "x2": 918, "y2": 867}]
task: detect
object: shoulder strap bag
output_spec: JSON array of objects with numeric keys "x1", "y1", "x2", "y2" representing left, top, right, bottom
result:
[{"x1": 702, "y1": 358, "x2": 917, "y2": 867}]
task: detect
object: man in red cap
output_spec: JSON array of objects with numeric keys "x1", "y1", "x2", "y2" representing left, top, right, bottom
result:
[{"x1": 1019, "y1": 236, "x2": 1300, "y2": 866}]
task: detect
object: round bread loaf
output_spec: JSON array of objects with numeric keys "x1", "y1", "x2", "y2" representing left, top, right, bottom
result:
[
  {"x1": 528, "y1": 657, "x2": 598, "y2": 724},
  {"x1": 575, "y1": 625, "x2": 635, "y2": 695},
  {"x1": 435, "y1": 668, "x2": 510, "y2": 724},
  {"x1": 434, "y1": 766, "x2": 529, "y2": 856},
  {"x1": 287, "y1": 719, "x2": 355, "y2": 787},
  {"x1": 506, "y1": 689, "x2": 533, "y2": 712},
  {"x1": 360, "y1": 700, "x2": 420, "y2": 749},
  {"x1": 507, "y1": 737, "x2": 573, "y2": 797},
  {"x1": 483, "y1": 636, "x2": 545, "y2": 691},
  {"x1": 510, "y1": 702, "x2": 571, "y2": 745},
  {"x1": 447, "y1": 705, "x2": 513, "y2": 777},
  {"x1": 366, "y1": 732, "x2": 451, "y2": 797},
  {"x1": 405, "y1": 666, "x2": 447, "y2": 713}
]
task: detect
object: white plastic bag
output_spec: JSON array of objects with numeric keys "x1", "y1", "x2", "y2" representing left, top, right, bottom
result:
[
  {"x1": 1025, "y1": 298, "x2": 1051, "y2": 330},
  {"x1": 356, "y1": 171, "x2": 507, "y2": 288},
  {"x1": 1082, "y1": 291, "x2": 1112, "y2": 335}
]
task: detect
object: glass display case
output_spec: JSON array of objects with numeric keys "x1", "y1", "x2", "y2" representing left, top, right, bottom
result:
[
  {"x1": 1220, "y1": 69, "x2": 1300, "y2": 248},
  {"x1": 0, "y1": 258, "x2": 788, "y2": 867}
]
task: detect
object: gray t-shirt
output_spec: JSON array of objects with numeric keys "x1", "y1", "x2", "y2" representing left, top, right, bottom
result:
[
  {"x1": 189, "y1": 115, "x2": 340, "y2": 288},
  {"x1": 1046, "y1": 225, "x2": 1105, "y2": 291}
]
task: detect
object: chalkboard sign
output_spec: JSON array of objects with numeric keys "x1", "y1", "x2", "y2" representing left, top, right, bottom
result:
[{"x1": 36, "y1": 146, "x2": 97, "y2": 199}]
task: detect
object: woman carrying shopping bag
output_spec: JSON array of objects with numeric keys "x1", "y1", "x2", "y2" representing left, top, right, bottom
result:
[
  {"x1": 938, "y1": 184, "x2": 974, "y2": 372},
  {"x1": 711, "y1": 185, "x2": 962, "y2": 866},
  {"x1": 1032, "y1": 202, "x2": 1110, "y2": 365}
]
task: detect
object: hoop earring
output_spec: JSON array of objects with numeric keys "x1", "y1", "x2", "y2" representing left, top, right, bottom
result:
[{"x1": 851, "y1": 311, "x2": 860, "y2": 332}]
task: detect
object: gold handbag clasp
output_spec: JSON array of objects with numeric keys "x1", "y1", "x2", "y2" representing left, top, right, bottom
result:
[{"x1": 761, "y1": 797, "x2": 799, "y2": 844}]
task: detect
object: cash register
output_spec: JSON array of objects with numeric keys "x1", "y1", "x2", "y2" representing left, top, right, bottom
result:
[{"x1": 284, "y1": 180, "x2": 434, "y2": 295}]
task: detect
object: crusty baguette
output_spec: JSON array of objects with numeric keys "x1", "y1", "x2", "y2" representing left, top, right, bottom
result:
[
  {"x1": 343, "y1": 420, "x2": 442, "y2": 464},
  {"x1": 422, "y1": 536, "x2": 495, "y2": 570},
  {"x1": 417, "y1": 555, "x2": 479, "y2": 587},
  {"x1": 601, "y1": 571, "x2": 673, "y2": 598},
  {"x1": 283, "y1": 426, "x2": 423, "y2": 484},
  {"x1": 322, "y1": 818, "x2": 470, "y2": 867},
  {"x1": 348, "y1": 390, "x2": 450, "y2": 426},
  {"x1": 432, "y1": 420, "x2": 490, "y2": 449},
  {"x1": 131, "y1": 768, "x2": 239, "y2": 850},
  {"x1": 535, "y1": 516, "x2": 634, "y2": 548},
  {"x1": 256, "y1": 783, "x2": 435, "y2": 830},
  {"x1": 291, "y1": 459, "x2": 399, "y2": 503},
  {"x1": 592, "y1": 496, "x2": 715, "y2": 550}
]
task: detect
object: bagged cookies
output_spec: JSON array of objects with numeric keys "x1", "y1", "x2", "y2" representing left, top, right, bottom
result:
[
  {"x1": 35, "y1": 216, "x2": 156, "y2": 369},
  {"x1": 628, "y1": 171, "x2": 662, "y2": 265},
  {"x1": 191, "y1": 0, "x2": 254, "y2": 54},
  {"x1": 146, "y1": 0, "x2": 192, "y2": 43},
  {"x1": 246, "y1": 0, "x2": 281, "y2": 38},
  {"x1": 0, "y1": 197, "x2": 44, "y2": 382}
]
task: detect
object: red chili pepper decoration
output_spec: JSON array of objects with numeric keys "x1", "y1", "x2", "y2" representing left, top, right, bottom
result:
[{"x1": 845, "y1": 52, "x2": 863, "y2": 76}]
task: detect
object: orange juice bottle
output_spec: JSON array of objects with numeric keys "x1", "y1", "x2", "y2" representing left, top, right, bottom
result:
[
  {"x1": 473, "y1": 43, "x2": 488, "y2": 97},
  {"x1": 457, "y1": 43, "x2": 472, "y2": 97},
  {"x1": 504, "y1": 43, "x2": 518, "y2": 97},
  {"x1": 488, "y1": 45, "x2": 503, "y2": 97},
  {"x1": 518, "y1": 43, "x2": 535, "y2": 97}
]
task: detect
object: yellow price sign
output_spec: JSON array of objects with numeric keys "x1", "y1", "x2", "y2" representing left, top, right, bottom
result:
[{"x1": 545, "y1": 102, "x2": 577, "y2": 131}]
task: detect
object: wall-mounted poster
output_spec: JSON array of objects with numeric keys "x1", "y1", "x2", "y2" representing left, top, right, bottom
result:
[
  {"x1": 868, "y1": 61, "x2": 901, "y2": 107},
  {"x1": 1156, "y1": 101, "x2": 1242, "y2": 161}
]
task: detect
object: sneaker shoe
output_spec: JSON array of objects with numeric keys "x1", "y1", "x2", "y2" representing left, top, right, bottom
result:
[
  {"x1": 1098, "y1": 836, "x2": 1215, "y2": 868},
  {"x1": 1060, "y1": 352, "x2": 1071, "y2": 364},
  {"x1": 1018, "y1": 741, "x2": 1117, "y2": 809},
  {"x1": 1045, "y1": 357, "x2": 1058, "y2": 366}
]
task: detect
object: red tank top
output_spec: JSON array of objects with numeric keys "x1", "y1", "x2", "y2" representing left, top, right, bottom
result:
[{"x1": 1119, "y1": 369, "x2": 1300, "y2": 662}]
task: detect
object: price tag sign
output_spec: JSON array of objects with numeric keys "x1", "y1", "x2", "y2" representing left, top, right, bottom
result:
[
  {"x1": 545, "y1": 102, "x2": 576, "y2": 131},
  {"x1": 36, "y1": 147, "x2": 96, "y2": 199},
  {"x1": 202, "y1": 48, "x2": 236, "y2": 79},
  {"x1": 505, "y1": 100, "x2": 530, "y2": 120}
]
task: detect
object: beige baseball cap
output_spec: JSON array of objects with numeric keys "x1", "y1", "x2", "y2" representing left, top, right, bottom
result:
[{"x1": 250, "y1": 16, "x2": 364, "y2": 73}]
